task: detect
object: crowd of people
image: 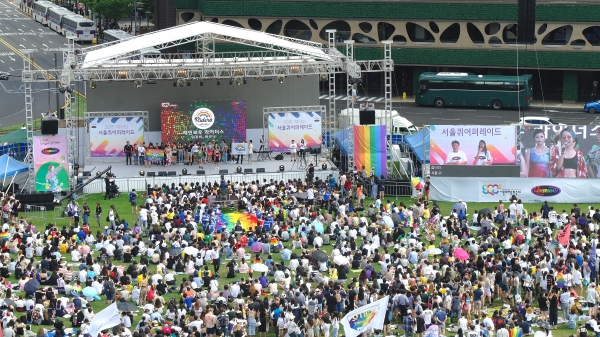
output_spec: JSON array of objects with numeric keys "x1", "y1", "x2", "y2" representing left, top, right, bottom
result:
[{"x1": 0, "y1": 168, "x2": 598, "y2": 337}]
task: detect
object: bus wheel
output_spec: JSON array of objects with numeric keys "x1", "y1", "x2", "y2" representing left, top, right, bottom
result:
[
  {"x1": 590, "y1": 107, "x2": 596, "y2": 114},
  {"x1": 434, "y1": 98, "x2": 445, "y2": 108},
  {"x1": 491, "y1": 99, "x2": 503, "y2": 110}
]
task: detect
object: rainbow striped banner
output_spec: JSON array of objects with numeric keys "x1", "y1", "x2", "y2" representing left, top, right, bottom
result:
[{"x1": 353, "y1": 125, "x2": 387, "y2": 177}]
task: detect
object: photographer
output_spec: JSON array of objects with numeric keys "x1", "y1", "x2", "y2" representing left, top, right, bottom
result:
[{"x1": 307, "y1": 163, "x2": 315, "y2": 183}]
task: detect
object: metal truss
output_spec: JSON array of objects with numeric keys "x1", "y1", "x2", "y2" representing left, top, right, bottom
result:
[
  {"x1": 83, "y1": 111, "x2": 149, "y2": 164},
  {"x1": 345, "y1": 41, "x2": 355, "y2": 173},
  {"x1": 63, "y1": 41, "x2": 77, "y2": 181},
  {"x1": 326, "y1": 30, "x2": 336, "y2": 152},
  {"x1": 383, "y1": 41, "x2": 393, "y2": 137},
  {"x1": 22, "y1": 51, "x2": 34, "y2": 192}
]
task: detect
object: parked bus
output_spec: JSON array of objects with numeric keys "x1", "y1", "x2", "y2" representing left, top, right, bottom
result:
[
  {"x1": 47, "y1": 7, "x2": 74, "y2": 33},
  {"x1": 102, "y1": 29, "x2": 161, "y2": 60},
  {"x1": 61, "y1": 15, "x2": 96, "y2": 42},
  {"x1": 32, "y1": 0, "x2": 60, "y2": 26},
  {"x1": 415, "y1": 72, "x2": 533, "y2": 110}
]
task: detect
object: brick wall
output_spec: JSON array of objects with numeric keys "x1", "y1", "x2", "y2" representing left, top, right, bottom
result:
[{"x1": 175, "y1": 0, "x2": 600, "y2": 22}]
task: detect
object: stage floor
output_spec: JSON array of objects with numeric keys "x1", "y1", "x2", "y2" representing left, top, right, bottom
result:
[{"x1": 82, "y1": 155, "x2": 334, "y2": 178}]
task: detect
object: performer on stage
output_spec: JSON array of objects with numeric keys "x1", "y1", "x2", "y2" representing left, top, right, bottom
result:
[
  {"x1": 259, "y1": 135, "x2": 265, "y2": 151},
  {"x1": 299, "y1": 139, "x2": 306, "y2": 160},
  {"x1": 124, "y1": 141, "x2": 133, "y2": 165},
  {"x1": 290, "y1": 140, "x2": 297, "y2": 161}
]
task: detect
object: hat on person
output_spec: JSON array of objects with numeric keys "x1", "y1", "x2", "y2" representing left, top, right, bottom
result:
[{"x1": 406, "y1": 310, "x2": 412, "y2": 314}]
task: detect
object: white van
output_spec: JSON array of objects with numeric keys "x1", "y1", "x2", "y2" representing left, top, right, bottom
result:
[{"x1": 338, "y1": 108, "x2": 418, "y2": 135}]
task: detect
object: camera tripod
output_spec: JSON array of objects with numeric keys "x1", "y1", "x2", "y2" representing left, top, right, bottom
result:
[{"x1": 291, "y1": 153, "x2": 308, "y2": 170}]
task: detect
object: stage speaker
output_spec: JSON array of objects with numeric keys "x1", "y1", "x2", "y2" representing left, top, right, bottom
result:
[
  {"x1": 256, "y1": 168, "x2": 266, "y2": 173},
  {"x1": 197, "y1": 170, "x2": 205, "y2": 175},
  {"x1": 517, "y1": 0, "x2": 536, "y2": 44},
  {"x1": 219, "y1": 169, "x2": 228, "y2": 174},
  {"x1": 167, "y1": 171, "x2": 176, "y2": 176},
  {"x1": 58, "y1": 108, "x2": 65, "y2": 120},
  {"x1": 41, "y1": 120, "x2": 59, "y2": 135},
  {"x1": 147, "y1": 172, "x2": 156, "y2": 177},
  {"x1": 244, "y1": 168, "x2": 253, "y2": 173},
  {"x1": 158, "y1": 172, "x2": 167, "y2": 176},
  {"x1": 275, "y1": 154, "x2": 284, "y2": 160},
  {"x1": 359, "y1": 110, "x2": 376, "y2": 125}
]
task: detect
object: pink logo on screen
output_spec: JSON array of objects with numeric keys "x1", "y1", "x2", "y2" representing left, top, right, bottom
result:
[{"x1": 192, "y1": 108, "x2": 215, "y2": 130}]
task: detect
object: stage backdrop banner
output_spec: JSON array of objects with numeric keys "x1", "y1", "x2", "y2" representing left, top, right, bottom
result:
[
  {"x1": 430, "y1": 125, "x2": 516, "y2": 165},
  {"x1": 353, "y1": 125, "x2": 387, "y2": 177},
  {"x1": 268, "y1": 112, "x2": 322, "y2": 152},
  {"x1": 89, "y1": 117, "x2": 144, "y2": 157},
  {"x1": 33, "y1": 135, "x2": 69, "y2": 192},
  {"x1": 160, "y1": 101, "x2": 246, "y2": 144},
  {"x1": 430, "y1": 176, "x2": 600, "y2": 203},
  {"x1": 519, "y1": 125, "x2": 600, "y2": 178},
  {"x1": 231, "y1": 142, "x2": 248, "y2": 155}
]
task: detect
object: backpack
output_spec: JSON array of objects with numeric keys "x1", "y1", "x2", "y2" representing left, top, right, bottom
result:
[
  {"x1": 218, "y1": 314, "x2": 228, "y2": 328},
  {"x1": 493, "y1": 316, "x2": 505, "y2": 329}
]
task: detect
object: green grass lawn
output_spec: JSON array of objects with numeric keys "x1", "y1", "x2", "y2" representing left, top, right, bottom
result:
[{"x1": 8, "y1": 192, "x2": 587, "y2": 337}]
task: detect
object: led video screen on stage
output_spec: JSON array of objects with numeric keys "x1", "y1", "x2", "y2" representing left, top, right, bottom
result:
[
  {"x1": 519, "y1": 125, "x2": 600, "y2": 178},
  {"x1": 33, "y1": 135, "x2": 69, "y2": 192},
  {"x1": 268, "y1": 111, "x2": 322, "y2": 152},
  {"x1": 89, "y1": 117, "x2": 144, "y2": 157},
  {"x1": 429, "y1": 125, "x2": 519, "y2": 177},
  {"x1": 160, "y1": 100, "x2": 246, "y2": 144}
]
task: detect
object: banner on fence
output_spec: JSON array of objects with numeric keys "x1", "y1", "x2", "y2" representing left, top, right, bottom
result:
[
  {"x1": 430, "y1": 176, "x2": 600, "y2": 203},
  {"x1": 33, "y1": 135, "x2": 69, "y2": 192},
  {"x1": 268, "y1": 112, "x2": 322, "y2": 152},
  {"x1": 89, "y1": 117, "x2": 144, "y2": 157},
  {"x1": 160, "y1": 101, "x2": 246, "y2": 144}
]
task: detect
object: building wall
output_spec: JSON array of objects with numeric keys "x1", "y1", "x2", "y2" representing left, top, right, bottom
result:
[{"x1": 86, "y1": 76, "x2": 319, "y2": 131}]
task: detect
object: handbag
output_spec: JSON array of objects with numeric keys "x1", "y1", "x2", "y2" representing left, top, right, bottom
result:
[{"x1": 106, "y1": 216, "x2": 109, "y2": 222}]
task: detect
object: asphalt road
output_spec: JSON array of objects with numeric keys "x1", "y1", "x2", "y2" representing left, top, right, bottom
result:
[
  {"x1": 0, "y1": 0, "x2": 79, "y2": 127},
  {"x1": 320, "y1": 99, "x2": 599, "y2": 127}
]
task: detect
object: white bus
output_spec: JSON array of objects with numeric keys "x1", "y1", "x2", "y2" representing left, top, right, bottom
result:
[
  {"x1": 102, "y1": 29, "x2": 161, "y2": 60},
  {"x1": 32, "y1": 0, "x2": 60, "y2": 26},
  {"x1": 61, "y1": 15, "x2": 96, "y2": 42},
  {"x1": 47, "y1": 7, "x2": 74, "y2": 33}
]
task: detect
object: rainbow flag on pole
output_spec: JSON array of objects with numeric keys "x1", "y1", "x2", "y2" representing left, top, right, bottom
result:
[{"x1": 353, "y1": 125, "x2": 387, "y2": 177}]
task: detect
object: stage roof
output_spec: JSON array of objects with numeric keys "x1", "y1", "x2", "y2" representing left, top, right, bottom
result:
[{"x1": 82, "y1": 21, "x2": 332, "y2": 68}]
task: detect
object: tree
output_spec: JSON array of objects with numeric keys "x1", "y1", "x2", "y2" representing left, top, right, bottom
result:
[{"x1": 84, "y1": 0, "x2": 132, "y2": 23}]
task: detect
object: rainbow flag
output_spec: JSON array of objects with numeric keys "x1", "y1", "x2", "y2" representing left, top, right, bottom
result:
[
  {"x1": 219, "y1": 213, "x2": 258, "y2": 231},
  {"x1": 556, "y1": 272, "x2": 565, "y2": 288},
  {"x1": 0, "y1": 232, "x2": 9, "y2": 240},
  {"x1": 353, "y1": 125, "x2": 387, "y2": 177}
]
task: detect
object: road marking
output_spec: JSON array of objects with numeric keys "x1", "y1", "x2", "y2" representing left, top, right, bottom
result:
[
  {"x1": 542, "y1": 109, "x2": 559, "y2": 113},
  {"x1": 8, "y1": 56, "x2": 14, "y2": 61},
  {"x1": 0, "y1": 52, "x2": 13, "y2": 56},
  {"x1": 318, "y1": 95, "x2": 327, "y2": 99},
  {"x1": 431, "y1": 117, "x2": 460, "y2": 120},
  {"x1": 9, "y1": 67, "x2": 13, "y2": 71},
  {"x1": 31, "y1": 44, "x2": 35, "y2": 47},
  {"x1": 357, "y1": 97, "x2": 367, "y2": 101},
  {"x1": 373, "y1": 97, "x2": 385, "y2": 102},
  {"x1": 0, "y1": 60, "x2": 3, "y2": 63},
  {"x1": 448, "y1": 109, "x2": 476, "y2": 112}
]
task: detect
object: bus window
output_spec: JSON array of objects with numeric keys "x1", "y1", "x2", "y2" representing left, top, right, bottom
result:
[
  {"x1": 417, "y1": 81, "x2": 428, "y2": 94},
  {"x1": 79, "y1": 22, "x2": 94, "y2": 27},
  {"x1": 502, "y1": 82, "x2": 518, "y2": 91},
  {"x1": 445, "y1": 81, "x2": 465, "y2": 90},
  {"x1": 428, "y1": 80, "x2": 445, "y2": 89}
]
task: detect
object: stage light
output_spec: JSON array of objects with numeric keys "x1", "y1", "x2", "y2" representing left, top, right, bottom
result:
[
  {"x1": 233, "y1": 68, "x2": 244, "y2": 76},
  {"x1": 279, "y1": 165, "x2": 285, "y2": 172},
  {"x1": 254, "y1": 76, "x2": 260, "y2": 80},
  {"x1": 173, "y1": 79, "x2": 177, "y2": 87},
  {"x1": 217, "y1": 79, "x2": 221, "y2": 85},
  {"x1": 139, "y1": 170, "x2": 145, "y2": 176},
  {"x1": 243, "y1": 77, "x2": 247, "y2": 84},
  {"x1": 234, "y1": 76, "x2": 242, "y2": 85},
  {"x1": 90, "y1": 80, "x2": 97, "y2": 89},
  {"x1": 186, "y1": 79, "x2": 191, "y2": 87},
  {"x1": 229, "y1": 78, "x2": 233, "y2": 85},
  {"x1": 177, "y1": 78, "x2": 185, "y2": 87},
  {"x1": 182, "y1": 168, "x2": 188, "y2": 175},
  {"x1": 58, "y1": 87, "x2": 66, "y2": 94},
  {"x1": 176, "y1": 70, "x2": 186, "y2": 77},
  {"x1": 290, "y1": 65, "x2": 300, "y2": 73},
  {"x1": 236, "y1": 166, "x2": 242, "y2": 173},
  {"x1": 134, "y1": 79, "x2": 142, "y2": 88},
  {"x1": 277, "y1": 75, "x2": 285, "y2": 84},
  {"x1": 322, "y1": 163, "x2": 327, "y2": 170},
  {"x1": 118, "y1": 70, "x2": 128, "y2": 79},
  {"x1": 200, "y1": 80, "x2": 204, "y2": 86},
  {"x1": 297, "y1": 75, "x2": 303, "y2": 78}
]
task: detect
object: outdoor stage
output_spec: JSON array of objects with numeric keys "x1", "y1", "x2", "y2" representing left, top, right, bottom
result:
[{"x1": 79, "y1": 155, "x2": 338, "y2": 195}]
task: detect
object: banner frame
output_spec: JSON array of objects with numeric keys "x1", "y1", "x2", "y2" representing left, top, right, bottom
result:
[
  {"x1": 84, "y1": 111, "x2": 149, "y2": 165},
  {"x1": 263, "y1": 105, "x2": 326, "y2": 153}
]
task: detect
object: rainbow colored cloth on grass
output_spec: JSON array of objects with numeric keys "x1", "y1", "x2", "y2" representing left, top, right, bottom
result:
[
  {"x1": 0, "y1": 232, "x2": 10, "y2": 240},
  {"x1": 218, "y1": 213, "x2": 258, "y2": 231},
  {"x1": 353, "y1": 125, "x2": 387, "y2": 178}
]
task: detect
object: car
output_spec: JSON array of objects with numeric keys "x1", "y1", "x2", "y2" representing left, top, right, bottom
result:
[
  {"x1": 584, "y1": 100, "x2": 600, "y2": 113},
  {"x1": 510, "y1": 117, "x2": 565, "y2": 126},
  {"x1": 0, "y1": 72, "x2": 8, "y2": 80}
]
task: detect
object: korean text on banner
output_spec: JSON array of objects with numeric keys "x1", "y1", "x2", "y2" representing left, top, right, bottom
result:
[
  {"x1": 89, "y1": 303, "x2": 121, "y2": 337},
  {"x1": 353, "y1": 125, "x2": 387, "y2": 178},
  {"x1": 89, "y1": 117, "x2": 144, "y2": 158},
  {"x1": 430, "y1": 125, "x2": 516, "y2": 165},
  {"x1": 341, "y1": 296, "x2": 389, "y2": 337},
  {"x1": 268, "y1": 112, "x2": 322, "y2": 152},
  {"x1": 32, "y1": 135, "x2": 69, "y2": 192}
]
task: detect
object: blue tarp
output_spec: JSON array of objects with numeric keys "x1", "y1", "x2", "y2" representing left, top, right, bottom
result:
[
  {"x1": 405, "y1": 128, "x2": 430, "y2": 163},
  {"x1": 334, "y1": 129, "x2": 351, "y2": 155},
  {"x1": 0, "y1": 154, "x2": 29, "y2": 178}
]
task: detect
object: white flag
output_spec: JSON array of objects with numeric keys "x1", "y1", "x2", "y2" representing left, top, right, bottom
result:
[
  {"x1": 340, "y1": 296, "x2": 389, "y2": 337},
  {"x1": 89, "y1": 303, "x2": 121, "y2": 337}
]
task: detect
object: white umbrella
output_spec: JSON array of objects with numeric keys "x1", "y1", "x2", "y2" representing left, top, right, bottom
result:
[
  {"x1": 251, "y1": 263, "x2": 269, "y2": 273},
  {"x1": 333, "y1": 255, "x2": 349, "y2": 266},
  {"x1": 183, "y1": 246, "x2": 199, "y2": 256},
  {"x1": 425, "y1": 248, "x2": 442, "y2": 256},
  {"x1": 382, "y1": 216, "x2": 394, "y2": 228}
]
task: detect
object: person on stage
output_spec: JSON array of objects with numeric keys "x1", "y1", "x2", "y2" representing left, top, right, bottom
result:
[
  {"x1": 248, "y1": 140, "x2": 253, "y2": 165},
  {"x1": 472, "y1": 140, "x2": 493, "y2": 165},
  {"x1": 124, "y1": 141, "x2": 133, "y2": 165},
  {"x1": 550, "y1": 127, "x2": 587, "y2": 178},
  {"x1": 299, "y1": 139, "x2": 306, "y2": 161},
  {"x1": 445, "y1": 140, "x2": 467, "y2": 165},
  {"x1": 290, "y1": 140, "x2": 297, "y2": 161}
]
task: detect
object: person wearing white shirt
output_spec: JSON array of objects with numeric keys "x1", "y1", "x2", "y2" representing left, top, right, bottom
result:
[
  {"x1": 230, "y1": 283, "x2": 241, "y2": 298},
  {"x1": 445, "y1": 141, "x2": 467, "y2": 165},
  {"x1": 313, "y1": 235, "x2": 323, "y2": 247},
  {"x1": 79, "y1": 269, "x2": 87, "y2": 283},
  {"x1": 289, "y1": 259, "x2": 299, "y2": 272},
  {"x1": 289, "y1": 140, "x2": 297, "y2": 161},
  {"x1": 71, "y1": 250, "x2": 80, "y2": 262}
]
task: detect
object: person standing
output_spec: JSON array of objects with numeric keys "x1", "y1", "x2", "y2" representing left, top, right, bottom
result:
[
  {"x1": 95, "y1": 202, "x2": 102, "y2": 227},
  {"x1": 82, "y1": 202, "x2": 90, "y2": 225},
  {"x1": 593, "y1": 79, "x2": 598, "y2": 96},
  {"x1": 290, "y1": 140, "x2": 297, "y2": 161},
  {"x1": 248, "y1": 140, "x2": 253, "y2": 164},
  {"x1": 236, "y1": 140, "x2": 245, "y2": 165},
  {"x1": 138, "y1": 143, "x2": 146, "y2": 166},
  {"x1": 299, "y1": 139, "x2": 306, "y2": 161},
  {"x1": 124, "y1": 141, "x2": 133, "y2": 165},
  {"x1": 129, "y1": 189, "x2": 137, "y2": 214}
]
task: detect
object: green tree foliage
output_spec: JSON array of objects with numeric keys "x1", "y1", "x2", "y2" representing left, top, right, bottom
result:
[{"x1": 84, "y1": 0, "x2": 132, "y2": 22}]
